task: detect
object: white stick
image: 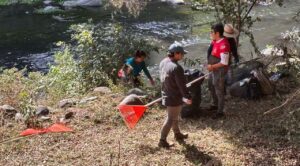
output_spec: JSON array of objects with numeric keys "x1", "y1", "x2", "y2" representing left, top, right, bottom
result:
[
  {"x1": 145, "y1": 98, "x2": 163, "y2": 107},
  {"x1": 145, "y1": 73, "x2": 210, "y2": 107},
  {"x1": 186, "y1": 73, "x2": 209, "y2": 87}
]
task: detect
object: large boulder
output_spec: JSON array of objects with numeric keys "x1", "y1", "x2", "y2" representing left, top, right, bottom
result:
[
  {"x1": 229, "y1": 76, "x2": 262, "y2": 100},
  {"x1": 79, "y1": 96, "x2": 98, "y2": 104},
  {"x1": 126, "y1": 88, "x2": 147, "y2": 96},
  {"x1": 63, "y1": 0, "x2": 102, "y2": 7},
  {"x1": 93, "y1": 87, "x2": 112, "y2": 94},
  {"x1": 119, "y1": 94, "x2": 144, "y2": 105},
  {"x1": 227, "y1": 60, "x2": 264, "y2": 85},
  {"x1": 0, "y1": 105, "x2": 17, "y2": 118},
  {"x1": 58, "y1": 98, "x2": 78, "y2": 108}
]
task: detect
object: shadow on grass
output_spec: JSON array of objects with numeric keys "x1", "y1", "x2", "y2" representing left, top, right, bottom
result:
[
  {"x1": 138, "y1": 144, "x2": 161, "y2": 156},
  {"x1": 180, "y1": 141, "x2": 221, "y2": 166},
  {"x1": 182, "y1": 96, "x2": 300, "y2": 165}
]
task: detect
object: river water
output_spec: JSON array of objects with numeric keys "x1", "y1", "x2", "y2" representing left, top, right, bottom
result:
[{"x1": 0, "y1": 0, "x2": 299, "y2": 72}]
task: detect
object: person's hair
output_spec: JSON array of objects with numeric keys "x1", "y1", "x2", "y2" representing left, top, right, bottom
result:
[
  {"x1": 134, "y1": 50, "x2": 146, "y2": 58},
  {"x1": 167, "y1": 51, "x2": 182, "y2": 57},
  {"x1": 211, "y1": 23, "x2": 224, "y2": 37},
  {"x1": 168, "y1": 52, "x2": 175, "y2": 57}
]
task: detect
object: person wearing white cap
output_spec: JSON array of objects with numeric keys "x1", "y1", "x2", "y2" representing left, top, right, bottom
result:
[
  {"x1": 224, "y1": 24, "x2": 240, "y2": 85},
  {"x1": 224, "y1": 24, "x2": 239, "y2": 64},
  {"x1": 158, "y1": 42, "x2": 192, "y2": 148}
]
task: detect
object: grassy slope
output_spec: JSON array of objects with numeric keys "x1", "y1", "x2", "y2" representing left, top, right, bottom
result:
[{"x1": 0, "y1": 87, "x2": 299, "y2": 166}]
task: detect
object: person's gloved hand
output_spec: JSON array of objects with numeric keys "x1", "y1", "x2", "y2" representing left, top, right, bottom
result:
[
  {"x1": 183, "y1": 98, "x2": 192, "y2": 105},
  {"x1": 207, "y1": 64, "x2": 214, "y2": 72}
]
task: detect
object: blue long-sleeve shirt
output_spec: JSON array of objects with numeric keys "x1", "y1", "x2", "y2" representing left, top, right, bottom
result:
[{"x1": 126, "y1": 57, "x2": 152, "y2": 80}]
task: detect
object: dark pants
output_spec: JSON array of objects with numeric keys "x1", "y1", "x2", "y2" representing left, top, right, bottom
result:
[
  {"x1": 132, "y1": 76, "x2": 142, "y2": 87},
  {"x1": 160, "y1": 105, "x2": 182, "y2": 140},
  {"x1": 120, "y1": 75, "x2": 142, "y2": 88},
  {"x1": 208, "y1": 68, "x2": 226, "y2": 113}
]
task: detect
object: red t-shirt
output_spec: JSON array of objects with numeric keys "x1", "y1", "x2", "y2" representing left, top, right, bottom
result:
[{"x1": 211, "y1": 38, "x2": 230, "y2": 59}]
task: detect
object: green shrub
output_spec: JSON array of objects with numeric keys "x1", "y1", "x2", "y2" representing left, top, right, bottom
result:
[
  {"x1": 268, "y1": 27, "x2": 300, "y2": 79},
  {"x1": 0, "y1": 22, "x2": 159, "y2": 111},
  {"x1": 70, "y1": 23, "x2": 159, "y2": 91},
  {"x1": 0, "y1": 68, "x2": 42, "y2": 120},
  {"x1": 45, "y1": 44, "x2": 80, "y2": 101}
]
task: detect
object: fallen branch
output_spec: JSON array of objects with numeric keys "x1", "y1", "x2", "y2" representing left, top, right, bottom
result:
[
  {"x1": 0, "y1": 135, "x2": 32, "y2": 145},
  {"x1": 264, "y1": 88, "x2": 300, "y2": 115}
]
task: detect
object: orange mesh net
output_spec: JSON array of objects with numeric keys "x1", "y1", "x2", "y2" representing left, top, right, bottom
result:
[{"x1": 118, "y1": 105, "x2": 147, "y2": 129}]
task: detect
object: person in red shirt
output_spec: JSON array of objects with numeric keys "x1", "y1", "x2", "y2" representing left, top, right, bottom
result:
[{"x1": 207, "y1": 23, "x2": 231, "y2": 119}]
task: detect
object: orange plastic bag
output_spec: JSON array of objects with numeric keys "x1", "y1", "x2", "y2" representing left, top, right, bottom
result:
[{"x1": 20, "y1": 123, "x2": 73, "y2": 136}]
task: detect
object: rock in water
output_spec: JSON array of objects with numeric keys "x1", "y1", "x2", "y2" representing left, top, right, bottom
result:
[
  {"x1": 63, "y1": 0, "x2": 102, "y2": 7},
  {"x1": 161, "y1": 0, "x2": 185, "y2": 5},
  {"x1": 119, "y1": 94, "x2": 144, "y2": 105},
  {"x1": 43, "y1": 0, "x2": 53, "y2": 5}
]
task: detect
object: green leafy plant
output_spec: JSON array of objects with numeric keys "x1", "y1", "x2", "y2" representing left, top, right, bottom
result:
[
  {"x1": 46, "y1": 43, "x2": 80, "y2": 101},
  {"x1": 70, "y1": 22, "x2": 159, "y2": 91}
]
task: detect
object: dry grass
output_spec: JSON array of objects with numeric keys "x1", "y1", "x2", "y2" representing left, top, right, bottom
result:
[{"x1": 0, "y1": 89, "x2": 299, "y2": 166}]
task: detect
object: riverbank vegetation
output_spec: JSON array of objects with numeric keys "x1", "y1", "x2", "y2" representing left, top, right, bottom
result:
[
  {"x1": 0, "y1": 0, "x2": 299, "y2": 165},
  {"x1": 1, "y1": 25, "x2": 299, "y2": 165},
  {"x1": 0, "y1": 22, "x2": 158, "y2": 109}
]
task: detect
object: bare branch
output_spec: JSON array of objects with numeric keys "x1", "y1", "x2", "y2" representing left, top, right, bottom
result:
[
  {"x1": 264, "y1": 88, "x2": 300, "y2": 115},
  {"x1": 242, "y1": 0, "x2": 258, "y2": 23}
]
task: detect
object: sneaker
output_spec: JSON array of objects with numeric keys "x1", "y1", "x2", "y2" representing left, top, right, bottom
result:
[
  {"x1": 212, "y1": 112, "x2": 225, "y2": 119},
  {"x1": 158, "y1": 139, "x2": 174, "y2": 148},
  {"x1": 174, "y1": 133, "x2": 188, "y2": 141}
]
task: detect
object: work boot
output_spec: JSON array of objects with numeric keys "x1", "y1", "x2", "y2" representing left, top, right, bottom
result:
[
  {"x1": 174, "y1": 133, "x2": 188, "y2": 141},
  {"x1": 208, "y1": 105, "x2": 218, "y2": 111},
  {"x1": 212, "y1": 112, "x2": 225, "y2": 119},
  {"x1": 158, "y1": 139, "x2": 174, "y2": 148}
]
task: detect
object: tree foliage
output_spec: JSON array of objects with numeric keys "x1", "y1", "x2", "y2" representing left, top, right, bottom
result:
[
  {"x1": 108, "y1": 0, "x2": 149, "y2": 16},
  {"x1": 191, "y1": 0, "x2": 285, "y2": 55}
]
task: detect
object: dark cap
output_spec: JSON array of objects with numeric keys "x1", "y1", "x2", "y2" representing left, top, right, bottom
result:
[{"x1": 168, "y1": 42, "x2": 188, "y2": 54}]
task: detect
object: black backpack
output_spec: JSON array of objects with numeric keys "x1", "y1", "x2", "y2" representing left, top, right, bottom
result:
[
  {"x1": 229, "y1": 74, "x2": 262, "y2": 100},
  {"x1": 181, "y1": 69, "x2": 204, "y2": 118}
]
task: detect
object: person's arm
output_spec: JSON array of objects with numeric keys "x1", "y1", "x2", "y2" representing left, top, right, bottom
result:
[
  {"x1": 174, "y1": 66, "x2": 191, "y2": 100},
  {"x1": 229, "y1": 38, "x2": 239, "y2": 63},
  {"x1": 208, "y1": 52, "x2": 230, "y2": 71},
  {"x1": 207, "y1": 43, "x2": 213, "y2": 60},
  {"x1": 142, "y1": 62, "x2": 153, "y2": 81}
]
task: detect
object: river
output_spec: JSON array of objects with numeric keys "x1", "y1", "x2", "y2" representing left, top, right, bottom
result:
[{"x1": 0, "y1": 0, "x2": 299, "y2": 72}]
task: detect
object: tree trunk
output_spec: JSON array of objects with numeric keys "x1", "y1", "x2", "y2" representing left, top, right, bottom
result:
[{"x1": 236, "y1": 0, "x2": 242, "y2": 47}]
